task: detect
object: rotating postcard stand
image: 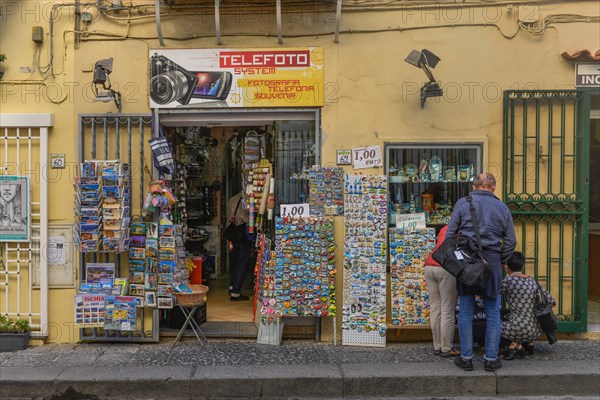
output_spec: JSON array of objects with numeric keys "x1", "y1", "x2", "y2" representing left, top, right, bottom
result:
[
  {"x1": 75, "y1": 114, "x2": 165, "y2": 343},
  {"x1": 75, "y1": 160, "x2": 156, "y2": 342}
]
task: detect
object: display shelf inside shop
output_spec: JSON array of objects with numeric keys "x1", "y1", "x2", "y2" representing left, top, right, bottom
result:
[{"x1": 386, "y1": 145, "x2": 483, "y2": 234}]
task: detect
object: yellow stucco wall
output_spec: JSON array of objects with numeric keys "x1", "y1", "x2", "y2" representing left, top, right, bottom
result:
[{"x1": 1, "y1": 1, "x2": 598, "y2": 342}]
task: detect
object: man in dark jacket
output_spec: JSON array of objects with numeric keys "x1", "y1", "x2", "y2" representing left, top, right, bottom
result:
[{"x1": 447, "y1": 173, "x2": 516, "y2": 372}]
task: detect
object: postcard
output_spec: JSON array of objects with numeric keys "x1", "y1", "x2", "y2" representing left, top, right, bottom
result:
[
  {"x1": 80, "y1": 206, "x2": 101, "y2": 217},
  {"x1": 86, "y1": 263, "x2": 115, "y2": 284},
  {"x1": 159, "y1": 237, "x2": 176, "y2": 248},
  {"x1": 175, "y1": 236, "x2": 184, "y2": 247},
  {"x1": 158, "y1": 260, "x2": 175, "y2": 274},
  {"x1": 144, "y1": 292, "x2": 157, "y2": 307},
  {"x1": 102, "y1": 186, "x2": 121, "y2": 199},
  {"x1": 112, "y1": 278, "x2": 128, "y2": 296},
  {"x1": 157, "y1": 297, "x2": 173, "y2": 309},
  {"x1": 174, "y1": 224, "x2": 183, "y2": 236},
  {"x1": 131, "y1": 223, "x2": 147, "y2": 236},
  {"x1": 157, "y1": 273, "x2": 173, "y2": 285},
  {"x1": 102, "y1": 196, "x2": 123, "y2": 209},
  {"x1": 157, "y1": 285, "x2": 171, "y2": 297},
  {"x1": 159, "y1": 248, "x2": 175, "y2": 261},
  {"x1": 130, "y1": 236, "x2": 146, "y2": 248},
  {"x1": 78, "y1": 183, "x2": 100, "y2": 192},
  {"x1": 80, "y1": 162, "x2": 99, "y2": 178},
  {"x1": 146, "y1": 223, "x2": 158, "y2": 239},
  {"x1": 102, "y1": 207, "x2": 124, "y2": 220},
  {"x1": 80, "y1": 223, "x2": 100, "y2": 233},
  {"x1": 80, "y1": 191, "x2": 100, "y2": 203},
  {"x1": 158, "y1": 224, "x2": 174, "y2": 237},
  {"x1": 104, "y1": 296, "x2": 136, "y2": 331},
  {"x1": 102, "y1": 238, "x2": 124, "y2": 252},
  {"x1": 129, "y1": 283, "x2": 145, "y2": 296},
  {"x1": 145, "y1": 257, "x2": 157, "y2": 274},
  {"x1": 144, "y1": 273, "x2": 157, "y2": 290},
  {"x1": 133, "y1": 297, "x2": 144, "y2": 307},
  {"x1": 80, "y1": 216, "x2": 100, "y2": 225},
  {"x1": 103, "y1": 229, "x2": 129, "y2": 239},
  {"x1": 80, "y1": 240, "x2": 99, "y2": 252},
  {"x1": 129, "y1": 247, "x2": 146, "y2": 260},
  {"x1": 129, "y1": 272, "x2": 144, "y2": 285},
  {"x1": 145, "y1": 239, "x2": 158, "y2": 258},
  {"x1": 80, "y1": 231, "x2": 99, "y2": 241},
  {"x1": 129, "y1": 259, "x2": 145, "y2": 272},
  {"x1": 74, "y1": 293, "x2": 105, "y2": 327}
]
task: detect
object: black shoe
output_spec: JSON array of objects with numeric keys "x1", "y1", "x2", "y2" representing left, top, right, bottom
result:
[
  {"x1": 433, "y1": 349, "x2": 441, "y2": 356},
  {"x1": 440, "y1": 348, "x2": 461, "y2": 358},
  {"x1": 501, "y1": 343, "x2": 525, "y2": 360},
  {"x1": 230, "y1": 294, "x2": 250, "y2": 302},
  {"x1": 454, "y1": 356, "x2": 473, "y2": 371},
  {"x1": 523, "y1": 342, "x2": 535, "y2": 355},
  {"x1": 484, "y1": 359, "x2": 502, "y2": 372}
]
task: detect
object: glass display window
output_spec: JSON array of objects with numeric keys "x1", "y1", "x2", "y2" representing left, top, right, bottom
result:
[{"x1": 385, "y1": 143, "x2": 483, "y2": 227}]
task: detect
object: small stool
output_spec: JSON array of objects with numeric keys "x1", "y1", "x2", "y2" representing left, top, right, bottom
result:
[
  {"x1": 171, "y1": 303, "x2": 206, "y2": 347},
  {"x1": 171, "y1": 284, "x2": 209, "y2": 348}
]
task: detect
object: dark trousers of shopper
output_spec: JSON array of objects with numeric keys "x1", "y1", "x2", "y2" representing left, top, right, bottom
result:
[{"x1": 230, "y1": 239, "x2": 252, "y2": 295}]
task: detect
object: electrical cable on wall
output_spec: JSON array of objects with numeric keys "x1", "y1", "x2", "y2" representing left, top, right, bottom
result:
[{"x1": 2, "y1": 0, "x2": 598, "y2": 82}]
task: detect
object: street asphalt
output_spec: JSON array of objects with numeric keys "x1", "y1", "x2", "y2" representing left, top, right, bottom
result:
[{"x1": 0, "y1": 339, "x2": 599, "y2": 399}]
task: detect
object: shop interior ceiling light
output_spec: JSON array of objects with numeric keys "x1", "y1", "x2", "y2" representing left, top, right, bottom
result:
[
  {"x1": 404, "y1": 49, "x2": 443, "y2": 108},
  {"x1": 93, "y1": 57, "x2": 122, "y2": 112}
]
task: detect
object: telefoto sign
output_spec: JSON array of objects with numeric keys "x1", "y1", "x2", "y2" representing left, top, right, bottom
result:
[
  {"x1": 575, "y1": 63, "x2": 600, "y2": 87},
  {"x1": 220, "y1": 50, "x2": 310, "y2": 68},
  {"x1": 149, "y1": 48, "x2": 324, "y2": 108}
]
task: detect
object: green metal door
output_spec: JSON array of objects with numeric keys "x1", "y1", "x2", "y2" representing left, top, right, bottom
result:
[{"x1": 503, "y1": 90, "x2": 590, "y2": 332}]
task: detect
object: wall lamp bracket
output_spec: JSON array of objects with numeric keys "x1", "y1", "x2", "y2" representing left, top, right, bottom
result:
[{"x1": 405, "y1": 49, "x2": 443, "y2": 108}]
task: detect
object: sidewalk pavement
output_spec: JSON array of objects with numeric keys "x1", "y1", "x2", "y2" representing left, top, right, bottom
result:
[{"x1": 1, "y1": 339, "x2": 599, "y2": 399}]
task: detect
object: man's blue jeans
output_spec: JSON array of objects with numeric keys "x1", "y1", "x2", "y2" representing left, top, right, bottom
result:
[{"x1": 458, "y1": 294, "x2": 502, "y2": 361}]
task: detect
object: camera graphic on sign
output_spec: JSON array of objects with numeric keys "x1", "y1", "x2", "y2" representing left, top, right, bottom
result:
[{"x1": 149, "y1": 54, "x2": 232, "y2": 106}]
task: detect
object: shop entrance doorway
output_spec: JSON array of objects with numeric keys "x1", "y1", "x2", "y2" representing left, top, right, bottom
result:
[{"x1": 159, "y1": 109, "x2": 319, "y2": 336}]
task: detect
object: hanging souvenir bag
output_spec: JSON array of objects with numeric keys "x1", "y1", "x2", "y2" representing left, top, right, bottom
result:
[
  {"x1": 533, "y1": 279, "x2": 558, "y2": 343},
  {"x1": 223, "y1": 197, "x2": 247, "y2": 243},
  {"x1": 431, "y1": 196, "x2": 490, "y2": 293},
  {"x1": 148, "y1": 114, "x2": 175, "y2": 175}
]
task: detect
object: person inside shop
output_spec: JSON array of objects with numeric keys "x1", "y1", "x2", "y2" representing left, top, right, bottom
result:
[
  {"x1": 500, "y1": 251, "x2": 556, "y2": 359},
  {"x1": 448, "y1": 172, "x2": 517, "y2": 372},
  {"x1": 423, "y1": 224, "x2": 460, "y2": 357},
  {"x1": 226, "y1": 190, "x2": 252, "y2": 301}
]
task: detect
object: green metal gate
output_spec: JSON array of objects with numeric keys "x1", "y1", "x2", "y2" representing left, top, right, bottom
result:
[{"x1": 503, "y1": 90, "x2": 590, "y2": 332}]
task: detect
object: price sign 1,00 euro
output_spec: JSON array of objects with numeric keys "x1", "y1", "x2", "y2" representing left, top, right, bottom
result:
[
  {"x1": 352, "y1": 145, "x2": 382, "y2": 169},
  {"x1": 280, "y1": 203, "x2": 310, "y2": 218}
]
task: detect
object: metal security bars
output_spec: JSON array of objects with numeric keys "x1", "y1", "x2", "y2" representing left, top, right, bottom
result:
[
  {"x1": 0, "y1": 114, "x2": 52, "y2": 338},
  {"x1": 78, "y1": 114, "x2": 158, "y2": 342},
  {"x1": 503, "y1": 90, "x2": 590, "y2": 332},
  {"x1": 274, "y1": 127, "x2": 316, "y2": 206}
]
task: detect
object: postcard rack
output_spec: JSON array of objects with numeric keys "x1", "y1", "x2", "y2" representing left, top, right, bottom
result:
[{"x1": 76, "y1": 160, "x2": 159, "y2": 343}]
